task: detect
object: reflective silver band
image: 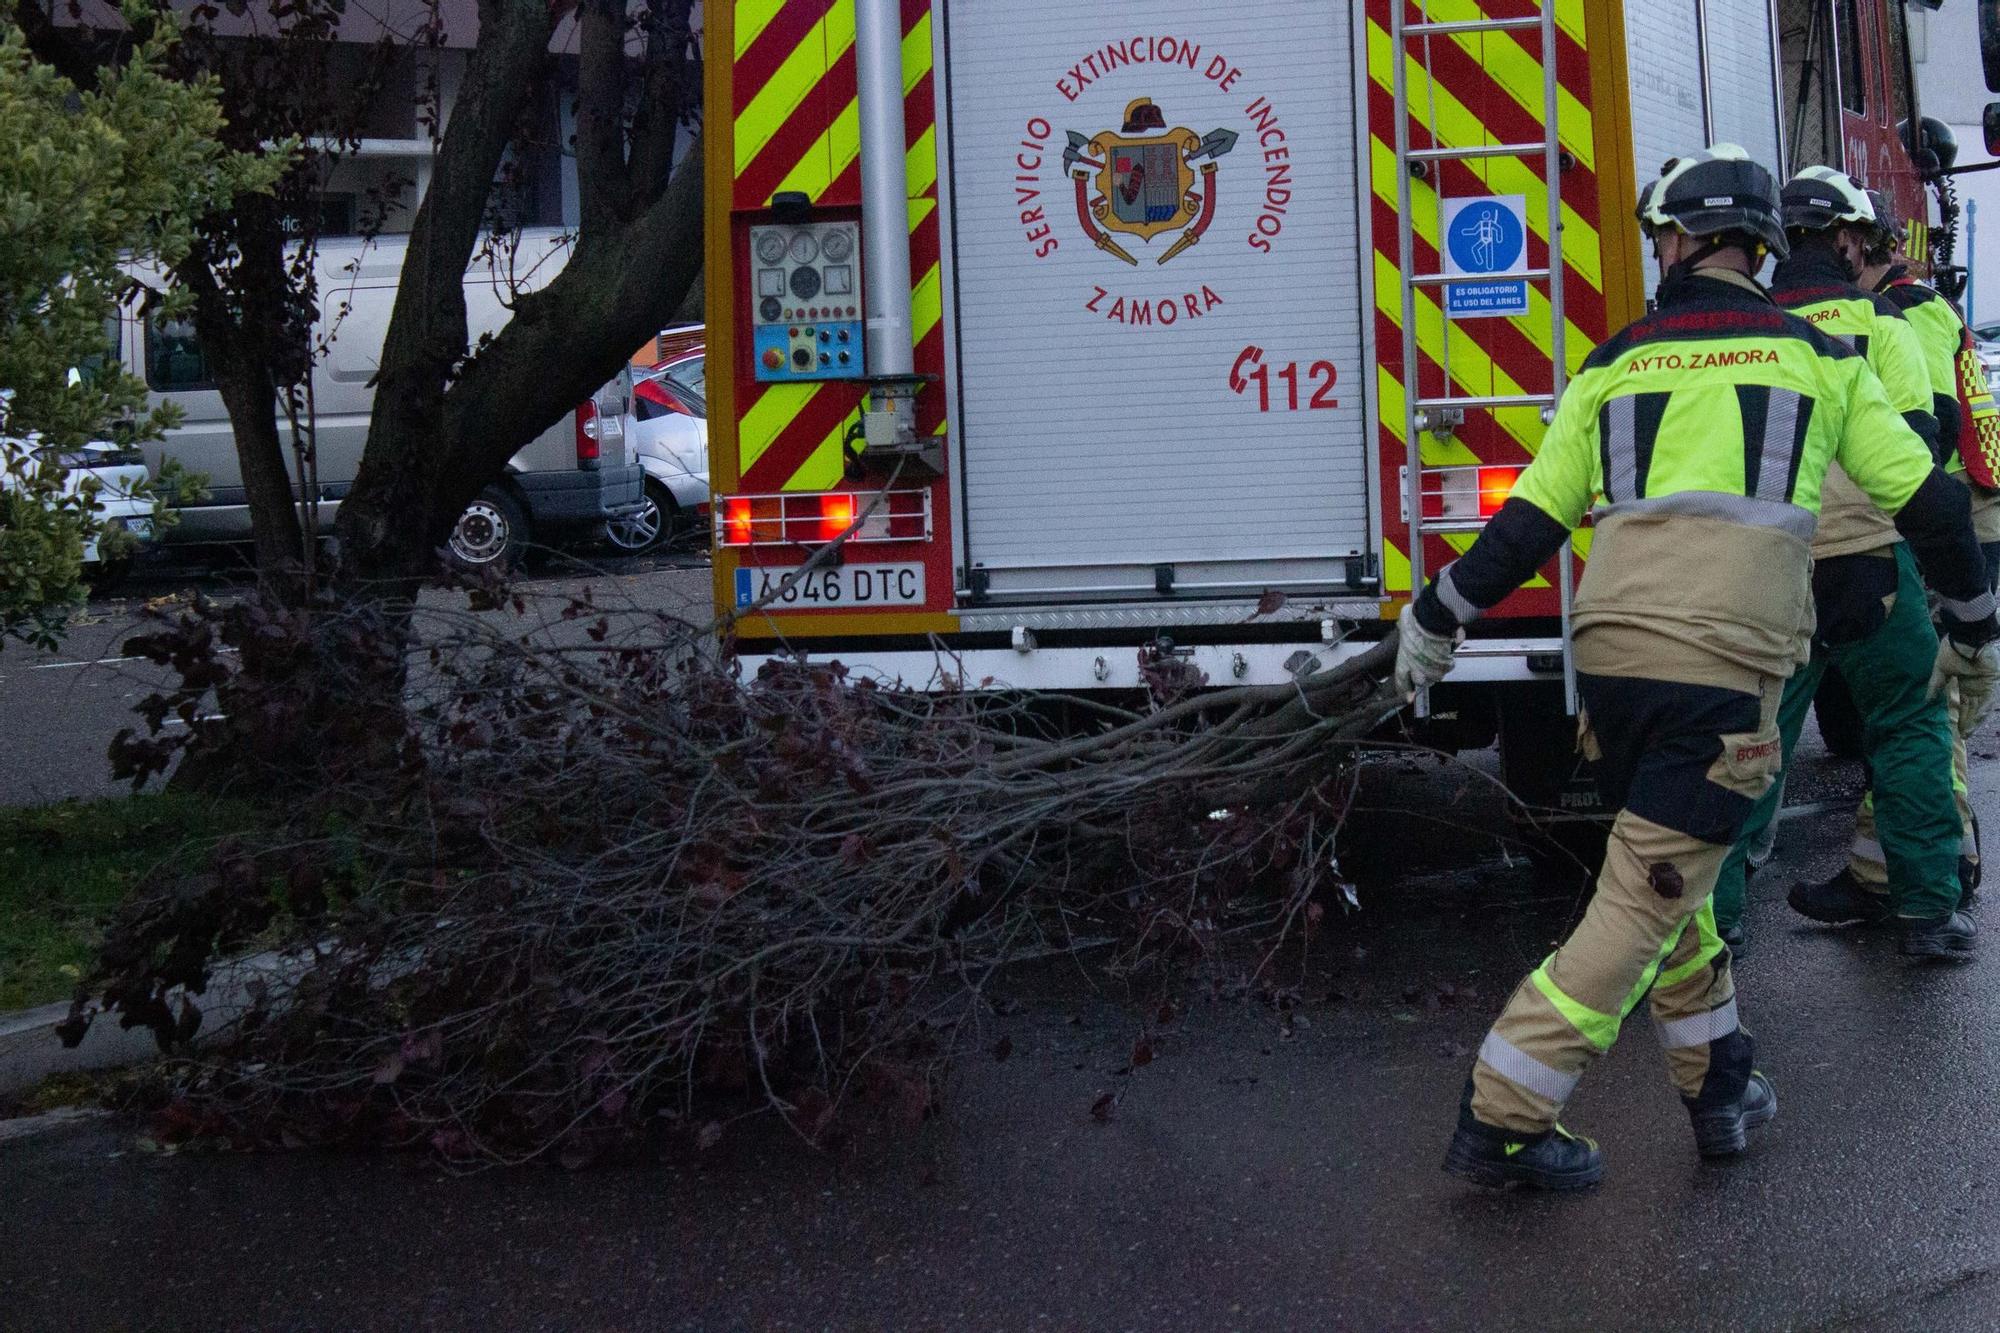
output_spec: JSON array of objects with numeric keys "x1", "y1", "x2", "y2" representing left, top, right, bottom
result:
[
  {"x1": 1434, "y1": 563, "x2": 1483, "y2": 625},
  {"x1": 1604, "y1": 394, "x2": 1638, "y2": 503},
  {"x1": 1756, "y1": 389, "x2": 1803, "y2": 504},
  {"x1": 1595, "y1": 490, "x2": 1816, "y2": 542},
  {"x1": 1477, "y1": 1031, "x2": 1579, "y2": 1104},
  {"x1": 1939, "y1": 589, "x2": 1998, "y2": 623},
  {"x1": 1655, "y1": 997, "x2": 1741, "y2": 1050},
  {"x1": 1850, "y1": 834, "x2": 1885, "y2": 864}
]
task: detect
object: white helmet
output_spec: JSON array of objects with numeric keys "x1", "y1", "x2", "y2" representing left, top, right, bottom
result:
[
  {"x1": 1780, "y1": 165, "x2": 1876, "y2": 233},
  {"x1": 1636, "y1": 144, "x2": 1789, "y2": 258}
]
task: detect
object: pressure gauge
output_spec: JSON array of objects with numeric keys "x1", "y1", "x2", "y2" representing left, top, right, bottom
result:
[
  {"x1": 789, "y1": 265, "x2": 822, "y2": 300},
  {"x1": 788, "y1": 231, "x2": 820, "y2": 264},
  {"x1": 820, "y1": 228, "x2": 854, "y2": 262},
  {"x1": 754, "y1": 230, "x2": 788, "y2": 264}
]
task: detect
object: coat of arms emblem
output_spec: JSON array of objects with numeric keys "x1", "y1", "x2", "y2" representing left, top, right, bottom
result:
[{"x1": 1064, "y1": 98, "x2": 1238, "y2": 266}]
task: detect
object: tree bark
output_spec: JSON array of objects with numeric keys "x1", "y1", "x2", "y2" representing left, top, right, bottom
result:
[
  {"x1": 179, "y1": 199, "x2": 309, "y2": 581},
  {"x1": 334, "y1": 0, "x2": 558, "y2": 592}
]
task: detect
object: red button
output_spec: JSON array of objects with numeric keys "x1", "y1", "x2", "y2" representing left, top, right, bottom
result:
[{"x1": 762, "y1": 348, "x2": 784, "y2": 370}]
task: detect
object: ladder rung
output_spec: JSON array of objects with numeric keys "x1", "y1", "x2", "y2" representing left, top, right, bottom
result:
[
  {"x1": 1404, "y1": 16, "x2": 1542, "y2": 37},
  {"x1": 1408, "y1": 142, "x2": 1547, "y2": 163},
  {"x1": 1409, "y1": 268, "x2": 1552, "y2": 287},
  {"x1": 1415, "y1": 394, "x2": 1554, "y2": 411}
]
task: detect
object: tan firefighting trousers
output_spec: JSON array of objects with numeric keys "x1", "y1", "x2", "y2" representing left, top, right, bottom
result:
[{"x1": 1469, "y1": 663, "x2": 1780, "y2": 1134}]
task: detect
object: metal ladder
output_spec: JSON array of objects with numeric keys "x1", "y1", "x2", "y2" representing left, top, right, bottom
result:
[{"x1": 1388, "y1": 1, "x2": 1575, "y2": 713}]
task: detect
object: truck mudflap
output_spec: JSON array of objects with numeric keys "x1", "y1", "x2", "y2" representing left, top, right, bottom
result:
[{"x1": 731, "y1": 636, "x2": 1569, "y2": 692}]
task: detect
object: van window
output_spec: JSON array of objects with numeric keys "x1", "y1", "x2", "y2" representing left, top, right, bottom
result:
[
  {"x1": 145, "y1": 317, "x2": 215, "y2": 392},
  {"x1": 1837, "y1": 0, "x2": 1867, "y2": 115}
]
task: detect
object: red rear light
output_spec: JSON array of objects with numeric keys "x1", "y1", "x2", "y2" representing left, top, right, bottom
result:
[
  {"x1": 574, "y1": 400, "x2": 601, "y2": 466},
  {"x1": 1419, "y1": 466, "x2": 1523, "y2": 522},
  {"x1": 1478, "y1": 466, "x2": 1521, "y2": 516},
  {"x1": 723, "y1": 497, "x2": 753, "y2": 546},
  {"x1": 717, "y1": 490, "x2": 931, "y2": 546},
  {"x1": 818, "y1": 493, "x2": 856, "y2": 542}
]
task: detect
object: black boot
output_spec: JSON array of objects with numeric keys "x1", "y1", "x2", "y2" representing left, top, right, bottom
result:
[
  {"x1": 1686, "y1": 1070, "x2": 1777, "y2": 1158},
  {"x1": 1442, "y1": 1109, "x2": 1603, "y2": 1191},
  {"x1": 1788, "y1": 869, "x2": 1894, "y2": 926},
  {"x1": 1959, "y1": 856, "x2": 1980, "y2": 912},
  {"x1": 1900, "y1": 910, "x2": 1978, "y2": 961}
]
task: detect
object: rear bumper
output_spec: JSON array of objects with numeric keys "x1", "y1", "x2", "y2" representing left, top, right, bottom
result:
[
  {"x1": 733, "y1": 636, "x2": 1569, "y2": 691},
  {"x1": 515, "y1": 464, "x2": 644, "y2": 531}
]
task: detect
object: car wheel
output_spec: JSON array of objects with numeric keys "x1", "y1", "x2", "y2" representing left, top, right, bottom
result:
[
  {"x1": 605, "y1": 479, "x2": 677, "y2": 554},
  {"x1": 448, "y1": 487, "x2": 528, "y2": 570}
]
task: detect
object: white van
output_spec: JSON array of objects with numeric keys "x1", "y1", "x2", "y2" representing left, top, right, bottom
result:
[{"x1": 121, "y1": 230, "x2": 643, "y2": 567}]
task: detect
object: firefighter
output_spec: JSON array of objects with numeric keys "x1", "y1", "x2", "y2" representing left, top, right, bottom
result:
[
  {"x1": 1394, "y1": 146, "x2": 2000, "y2": 1191},
  {"x1": 1801, "y1": 189, "x2": 2000, "y2": 916},
  {"x1": 1710, "y1": 169, "x2": 1983, "y2": 960}
]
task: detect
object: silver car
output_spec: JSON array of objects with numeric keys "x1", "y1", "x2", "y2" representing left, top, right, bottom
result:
[{"x1": 605, "y1": 349, "x2": 709, "y2": 553}]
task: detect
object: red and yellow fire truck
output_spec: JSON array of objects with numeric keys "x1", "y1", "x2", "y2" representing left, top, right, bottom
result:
[{"x1": 706, "y1": 0, "x2": 1959, "y2": 812}]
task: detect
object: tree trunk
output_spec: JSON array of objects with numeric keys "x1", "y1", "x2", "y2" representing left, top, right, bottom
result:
[{"x1": 180, "y1": 195, "x2": 311, "y2": 584}]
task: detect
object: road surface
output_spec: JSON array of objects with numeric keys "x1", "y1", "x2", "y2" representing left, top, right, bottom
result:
[{"x1": 4, "y1": 725, "x2": 1998, "y2": 1330}]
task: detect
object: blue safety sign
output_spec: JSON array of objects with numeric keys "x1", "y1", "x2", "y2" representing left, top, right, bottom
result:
[{"x1": 1441, "y1": 194, "x2": 1530, "y2": 320}]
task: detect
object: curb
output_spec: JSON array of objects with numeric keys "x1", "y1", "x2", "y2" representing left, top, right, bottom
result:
[{"x1": 0, "y1": 950, "x2": 299, "y2": 1097}]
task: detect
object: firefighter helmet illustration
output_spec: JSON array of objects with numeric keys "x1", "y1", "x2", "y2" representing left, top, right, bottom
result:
[{"x1": 1062, "y1": 99, "x2": 1238, "y2": 266}]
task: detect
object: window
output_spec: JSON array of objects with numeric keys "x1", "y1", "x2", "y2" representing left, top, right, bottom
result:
[
  {"x1": 663, "y1": 358, "x2": 706, "y2": 406},
  {"x1": 1837, "y1": 0, "x2": 1867, "y2": 115},
  {"x1": 144, "y1": 317, "x2": 214, "y2": 392}
]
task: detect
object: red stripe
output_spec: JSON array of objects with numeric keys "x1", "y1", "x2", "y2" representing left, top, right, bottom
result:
[
  {"x1": 733, "y1": 0, "x2": 831, "y2": 118},
  {"x1": 1365, "y1": 81, "x2": 1606, "y2": 338},
  {"x1": 1398, "y1": 32, "x2": 1601, "y2": 228},
  {"x1": 735, "y1": 61, "x2": 848, "y2": 208},
  {"x1": 741, "y1": 385, "x2": 867, "y2": 491}
]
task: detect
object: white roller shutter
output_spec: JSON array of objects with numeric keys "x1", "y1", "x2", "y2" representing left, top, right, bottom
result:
[
  {"x1": 1704, "y1": 0, "x2": 1783, "y2": 171},
  {"x1": 1625, "y1": 1, "x2": 1784, "y2": 293},
  {"x1": 937, "y1": 0, "x2": 1375, "y2": 601}
]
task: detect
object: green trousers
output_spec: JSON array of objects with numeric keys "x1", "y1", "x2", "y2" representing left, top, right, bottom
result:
[{"x1": 1714, "y1": 544, "x2": 1961, "y2": 927}]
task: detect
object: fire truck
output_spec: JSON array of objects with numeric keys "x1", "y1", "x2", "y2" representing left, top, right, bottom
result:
[{"x1": 706, "y1": 0, "x2": 1963, "y2": 817}]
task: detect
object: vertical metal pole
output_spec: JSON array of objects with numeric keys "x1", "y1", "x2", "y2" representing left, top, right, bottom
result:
[
  {"x1": 1693, "y1": 0, "x2": 1716, "y2": 144},
  {"x1": 1970, "y1": 200, "x2": 1980, "y2": 327},
  {"x1": 1767, "y1": 0, "x2": 1790, "y2": 173},
  {"x1": 1543, "y1": 1, "x2": 1576, "y2": 715},
  {"x1": 1392, "y1": 0, "x2": 1430, "y2": 717},
  {"x1": 856, "y1": 0, "x2": 915, "y2": 380}
]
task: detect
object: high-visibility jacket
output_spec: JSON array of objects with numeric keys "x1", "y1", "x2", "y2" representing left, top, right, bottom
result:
[
  {"x1": 1875, "y1": 266, "x2": 2000, "y2": 539},
  {"x1": 1770, "y1": 247, "x2": 1936, "y2": 559},
  {"x1": 1415, "y1": 269, "x2": 1997, "y2": 692}
]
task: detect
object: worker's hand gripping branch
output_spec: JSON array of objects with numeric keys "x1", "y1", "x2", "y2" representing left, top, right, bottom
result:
[{"x1": 1393, "y1": 601, "x2": 1458, "y2": 698}]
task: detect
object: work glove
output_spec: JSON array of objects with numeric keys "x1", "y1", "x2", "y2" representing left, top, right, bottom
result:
[
  {"x1": 1930, "y1": 635, "x2": 2000, "y2": 738},
  {"x1": 1393, "y1": 601, "x2": 1459, "y2": 698}
]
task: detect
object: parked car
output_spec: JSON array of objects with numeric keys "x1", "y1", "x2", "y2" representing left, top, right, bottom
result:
[
  {"x1": 605, "y1": 347, "x2": 709, "y2": 554},
  {"x1": 0, "y1": 388, "x2": 157, "y2": 589},
  {"x1": 121, "y1": 230, "x2": 643, "y2": 569}
]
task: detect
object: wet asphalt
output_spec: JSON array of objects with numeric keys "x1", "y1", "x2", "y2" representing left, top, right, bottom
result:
[{"x1": 5, "y1": 631, "x2": 2000, "y2": 1329}]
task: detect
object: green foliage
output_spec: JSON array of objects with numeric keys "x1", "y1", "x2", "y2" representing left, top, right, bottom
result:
[
  {"x1": 0, "y1": 14, "x2": 280, "y2": 646},
  {"x1": 0, "y1": 791, "x2": 256, "y2": 1010}
]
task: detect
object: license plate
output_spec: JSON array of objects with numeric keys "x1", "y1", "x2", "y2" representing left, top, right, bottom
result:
[
  {"x1": 123, "y1": 517, "x2": 154, "y2": 542},
  {"x1": 735, "y1": 562, "x2": 925, "y2": 609}
]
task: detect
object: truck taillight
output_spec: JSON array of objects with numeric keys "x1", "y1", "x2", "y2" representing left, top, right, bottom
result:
[
  {"x1": 574, "y1": 400, "x2": 601, "y2": 467},
  {"x1": 818, "y1": 493, "x2": 856, "y2": 542},
  {"x1": 1419, "y1": 466, "x2": 1521, "y2": 523},
  {"x1": 717, "y1": 490, "x2": 932, "y2": 547},
  {"x1": 1478, "y1": 467, "x2": 1521, "y2": 517}
]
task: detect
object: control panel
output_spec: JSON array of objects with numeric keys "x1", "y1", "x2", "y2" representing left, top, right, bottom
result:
[{"x1": 749, "y1": 220, "x2": 865, "y2": 383}]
